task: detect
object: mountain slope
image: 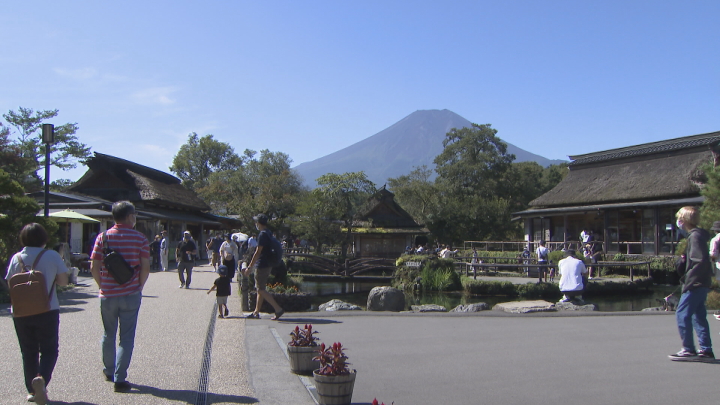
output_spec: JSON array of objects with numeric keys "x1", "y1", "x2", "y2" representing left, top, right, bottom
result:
[{"x1": 294, "y1": 109, "x2": 565, "y2": 187}]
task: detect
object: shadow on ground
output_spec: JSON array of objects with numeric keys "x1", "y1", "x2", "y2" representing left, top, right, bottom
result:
[{"x1": 128, "y1": 383, "x2": 259, "y2": 404}]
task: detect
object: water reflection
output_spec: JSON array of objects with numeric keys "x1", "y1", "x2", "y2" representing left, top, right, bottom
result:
[{"x1": 302, "y1": 280, "x2": 678, "y2": 312}]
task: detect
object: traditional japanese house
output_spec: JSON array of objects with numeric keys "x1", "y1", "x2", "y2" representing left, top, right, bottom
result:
[
  {"x1": 36, "y1": 152, "x2": 240, "y2": 254},
  {"x1": 514, "y1": 131, "x2": 720, "y2": 255},
  {"x1": 351, "y1": 186, "x2": 429, "y2": 258}
]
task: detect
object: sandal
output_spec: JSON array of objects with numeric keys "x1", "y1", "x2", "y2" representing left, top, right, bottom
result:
[
  {"x1": 271, "y1": 309, "x2": 285, "y2": 321},
  {"x1": 245, "y1": 313, "x2": 260, "y2": 319}
]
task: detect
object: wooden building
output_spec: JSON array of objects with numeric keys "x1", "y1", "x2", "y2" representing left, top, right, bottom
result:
[
  {"x1": 514, "y1": 131, "x2": 720, "y2": 255},
  {"x1": 35, "y1": 152, "x2": 239, "y2": 254},
  {"x1": 351, "y1": 187, "x2": 429, "y2": 258}
]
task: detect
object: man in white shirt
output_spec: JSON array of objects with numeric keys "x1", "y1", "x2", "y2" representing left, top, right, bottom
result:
[
  {"x1": 558, "y1": 249, "x2": 588, "y2": 303},
  {"x1": 439, "y1": 245, "x2": 458, "y2": 258},
  {"x1": 709, "y1": 221, "x2": 720, "y2": 277}
]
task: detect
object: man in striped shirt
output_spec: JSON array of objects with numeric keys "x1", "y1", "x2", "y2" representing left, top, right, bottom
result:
[{"x1": 90, "y1": 201, "x2": 150, "y2": 393}]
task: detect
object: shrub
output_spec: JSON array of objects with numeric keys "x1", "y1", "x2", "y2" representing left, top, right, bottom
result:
[
  {"x1": 707, "y1": 290, "x2": 720, "y2": 310},
  {"x1": 419, "y1": 258, "x2": 462, "y2": 291},
  {"x1": 515, "y1": 282, "x2": 560, "y2": 298},
  {"x1": 462, "y1": 279, "x2": 516, "y2": 296}
]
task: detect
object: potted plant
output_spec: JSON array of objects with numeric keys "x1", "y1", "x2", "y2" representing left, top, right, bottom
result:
[
  {"x1": 287, "y1": 324, "x2": 320, "y2": 374},
  {"x1": 313, "y1": 342, "x2": 357, "y2": 405}
]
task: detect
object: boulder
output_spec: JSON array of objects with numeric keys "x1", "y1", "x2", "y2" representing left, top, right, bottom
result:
[
  {"x1": 554, "y1": 301, "x2": 596, "y2": 311},
  {"x1": 493, "y1": 300, "x2": 555, "y2": 314},
  {"x1": 450, "y1": 303, "x2": 490, "y2": 312},
  {"x1": 411, "y1": 304, "x2": 447, "y2": 312},
  {"x1": 367, "y1": 286, "x2": 406, "y2": 311},
  {"x1": 319, "y1": 299, "x2": 362, "y2": 311}
]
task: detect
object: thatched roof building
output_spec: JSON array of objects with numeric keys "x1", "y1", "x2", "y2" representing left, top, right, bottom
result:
[
  {"x1": 515, "y1": 131, "x2": 720, "y2": 255},
  {"x1": 351, "y1": 187, "x2": 429, "y2": 258},
  {"x1": 70, "y1": 152, "x2": 210, "y2": 211},
  {"x1": 39, "y1": 153, "x2": 240, "y2": 255}
]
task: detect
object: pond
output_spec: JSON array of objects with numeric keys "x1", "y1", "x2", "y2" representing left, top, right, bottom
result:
[{"x1": 301, "y1": 280, "x2": 679, "y2": 312}]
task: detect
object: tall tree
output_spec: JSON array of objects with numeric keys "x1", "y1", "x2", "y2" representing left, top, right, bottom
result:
[
  {"x1": 0, "y1": 169, "x2": 59, "y2": 274},
  {"x1": 430, "y1": 123, "x2": 521, "y2": 243},
  {"x1": 700, "y1": 162, "x2": 720, "y2": 230},
  {"x1": 2, "y1": 107, "x2": 91, "y2": 191},
  {"x1": 169, "y1": 132, "x2": 242, "y2": 191},
  {"x1": 294, "y1": 188, "x2": 344, "y2": 249},
  {"x1": 433, "y1": 123, "x2": 515, "y2": 198},
  {"x1": 387, "y1": 165, "x2": 439, "y2": 226},
  {"x1": 199, "y1": 149, "x2": 305, "y2": 233},
  {"x1": 315, "y1": 172, "x2": 376, "y2": 258}
]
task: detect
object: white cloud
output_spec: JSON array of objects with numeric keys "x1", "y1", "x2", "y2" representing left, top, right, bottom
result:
[
  {"x1": 131, "y1": 87, "x2": 178, "y2": 105},
  {"x1": 53, "y1": 67, "x2": 98, "y2": 80}
]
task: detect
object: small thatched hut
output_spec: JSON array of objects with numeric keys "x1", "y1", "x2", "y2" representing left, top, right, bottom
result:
[
  {"x1": 351, "y1": 186, "x2": 429, "y2": 258},
  {"x1": 515, "y1": 131, "x2": 720, "y2": 255}
]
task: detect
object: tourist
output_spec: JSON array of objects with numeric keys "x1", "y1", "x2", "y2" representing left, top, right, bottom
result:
[
  {"x1": 160, "y1": 230, "x2": 169, "y2": 271},
  {"x1": 709, "y1": 221, "x2": 720, "y2": 277},
  {"x1": 584, "y1": 243, "x2": 602, "y2": 279},
  {"x1": 439, "y1": 245, "x2": 457, "y2": 258},
  {"x1": 669, "y1": 206, "x2": 714, "y2": 361},
  {"x1": 207, "y1": 265, "x2": 231, "y2": 318},
  {"x1": 242, "y1": 213, "x2": 284, "y2": 320},
  {"x1": 150, "y1": 234, "x2": 161, "y2": 270},
  {"x1": 220, "y1": 234, "x2": 238, "y2": 280},
  {"x1": 535, "y1": 240, "x2": 549, "y2": 283},
  {"x1": 90, "y1": 201, "x2": 150, "y2": 392},
  {"x1": 557, "y1": 249, "x2": 587, "y2": 303},
  {"x1": 6, "y1": 223, "x2": 69, "y2": 404},
  {"x1": 176, "y1": 231, "x2": 197, "y2": 289}
]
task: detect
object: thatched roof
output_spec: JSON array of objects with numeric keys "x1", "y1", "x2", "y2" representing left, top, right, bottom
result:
[
  {"x1": 355, "y1": 187, "x2": 425, "y2": 229},
  {"x1": 69, "y1": 153, "x2": 210, "y2": 211},
  {"x1": 529, "y1": 131, "x2": 720, "y2": 208}
]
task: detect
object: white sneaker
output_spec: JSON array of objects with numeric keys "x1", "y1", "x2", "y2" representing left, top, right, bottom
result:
[{"x1": 31, "y1": 376, "x2": 47, "y2": 405}]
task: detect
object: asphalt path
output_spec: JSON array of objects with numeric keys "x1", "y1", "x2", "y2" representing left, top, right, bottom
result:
[{"x1": 2, "y1": 263, "x2": 720, "y2": 405}]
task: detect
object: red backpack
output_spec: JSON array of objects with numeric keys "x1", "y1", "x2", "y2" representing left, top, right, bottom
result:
[{"x1": 8, "y1": 250, "x2": 54, "y2": 318}]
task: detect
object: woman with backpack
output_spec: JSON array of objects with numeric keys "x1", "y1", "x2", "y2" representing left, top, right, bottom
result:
[
  {"x1": 220, "y1": 234, "x2": 238, "y2": 280},
  {"x1": 5, "y1": 223, "x2": 69, "y2": 405}
]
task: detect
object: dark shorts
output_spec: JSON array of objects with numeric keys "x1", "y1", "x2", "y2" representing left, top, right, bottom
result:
[{"x1": 254, "y1": 266, "x2": 272, "y2": 290}]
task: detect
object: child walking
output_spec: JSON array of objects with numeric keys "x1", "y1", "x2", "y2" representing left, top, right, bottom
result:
[{"x1": 207, "y1": 265, "x2": 231, "y2": 318}]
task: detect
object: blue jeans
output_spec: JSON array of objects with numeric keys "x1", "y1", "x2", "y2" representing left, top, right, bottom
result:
[
  {"x1": 675, "y1": 287, "x2": 712, "y2": 353},
  {"x1": 101, "y1": 292, "x2": 142, "y2": 383}
]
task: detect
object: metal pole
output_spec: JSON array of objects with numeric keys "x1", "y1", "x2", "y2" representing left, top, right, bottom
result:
[
  {"x1": 44, "y1": 142, "x2": 50, "y2": 217},
  {"x1": 42, "y1": 124, "x2": 54, "y2": 217}
]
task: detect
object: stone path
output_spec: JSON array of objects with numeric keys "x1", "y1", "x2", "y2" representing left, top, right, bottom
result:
[{"x1": 1, "y1": 263, "x2": 258, "y2": 405}]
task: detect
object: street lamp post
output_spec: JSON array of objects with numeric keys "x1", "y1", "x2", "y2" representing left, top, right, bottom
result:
[{"x1": 42, "y1": 124, "x2": 54, "y2": 217}]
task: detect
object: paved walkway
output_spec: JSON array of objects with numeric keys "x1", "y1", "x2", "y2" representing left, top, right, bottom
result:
[{"x1": 2, "y1": 263, "x2": 718, "y2": 405}]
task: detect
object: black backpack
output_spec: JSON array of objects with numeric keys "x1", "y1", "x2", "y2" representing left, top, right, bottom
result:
[{"x1": 262, "y1": 230, "x2": 284, "y2": 268}]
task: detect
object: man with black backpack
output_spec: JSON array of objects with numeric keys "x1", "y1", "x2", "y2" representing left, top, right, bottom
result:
[
  {"x1": 90, "y1": 201, "x2": 150, "y2": 393},
  {"x1": 242, "y1": 213, "x2": 284, "y2": 320}
]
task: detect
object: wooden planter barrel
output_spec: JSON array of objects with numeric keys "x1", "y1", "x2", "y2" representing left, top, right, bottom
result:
[
  {"x1": 313, "y1": 370, "x2": 357, "y2": 405},
  {"x1": 287, "y1": 344, "x2": 320, "y2": 375}
]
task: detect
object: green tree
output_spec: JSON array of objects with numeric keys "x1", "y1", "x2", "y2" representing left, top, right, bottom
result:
[
  {"x1": 169, "y1": 132, "x2": 243, "y2": 191},
  {"x1": 433, "y1": 123, "x2": 515, "y2": 198},
  {"x1": 2, "y1": 107, "x2": 91, "y2": 191},
  {"x1": 315, "y1": 172, "x2": 376, "y2": 258},
  {"x1": 387, "y1": 165, "x2": 439, "y2": 226},
  {"x1": 199, "y1": 149, "x2": 305, "y2": 234},
  {"x1": 429, "y1": 123, "x2": 520, "y2": 243},
  {"x1": 700, "y1": 162, "x2": 720, "y2": 229},
  {"x1": 0, "y1": 169, "x2": 59, "y2": 276},
  {"x1": 293, "y1": 189, "x2": 344, "y2": 249}
]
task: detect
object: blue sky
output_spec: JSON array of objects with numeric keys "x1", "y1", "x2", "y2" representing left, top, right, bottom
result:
[{"x1": 1, "y1": 1, "x2": 718, "y2": 183}]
